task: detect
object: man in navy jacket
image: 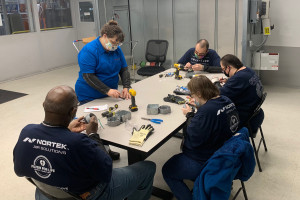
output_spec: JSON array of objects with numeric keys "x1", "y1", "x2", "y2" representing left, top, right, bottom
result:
[
  {"x1": 178, "y1": 39, "x2": 221, "y2": 72},
  {"x1": 13, "y1": 85, "x2": 156, "y2": 200},
  {"x1": 219, "y1": 54, "x2": 264, "y2": 128}
]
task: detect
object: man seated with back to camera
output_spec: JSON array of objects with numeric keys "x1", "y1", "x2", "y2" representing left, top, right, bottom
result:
[
  {"x1": 178, "y1": 39, "x2": 221, "y2": 73},
  {"x1": 215, "y1": 54, "x2": 264, "y2": 130},
  {"x1": 13, "y1": 85, "x2": 156, "y2": 200},
  {"x1": 162, "y1": 75, "x2": 240, "y2": 200}
]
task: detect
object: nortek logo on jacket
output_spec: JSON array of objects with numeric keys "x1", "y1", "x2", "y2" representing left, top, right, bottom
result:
[{"x1": 23, "y1": 137, "x2": 67, "y2": 150}]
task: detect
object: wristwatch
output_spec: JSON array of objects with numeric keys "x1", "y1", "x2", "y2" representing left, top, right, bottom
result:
[{"x1": 186, "y1": 112, "x2": 195, "y2": 119}]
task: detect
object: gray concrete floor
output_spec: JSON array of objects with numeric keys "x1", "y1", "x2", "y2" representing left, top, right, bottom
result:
[{"x1": 1, "y1": 65, "x2": 300, "y2": 200}]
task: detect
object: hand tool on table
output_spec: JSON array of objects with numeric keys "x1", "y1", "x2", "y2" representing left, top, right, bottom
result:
[
  {"x1": 141, "y1": 117, "x2": 163, "y2": 124},
  {"x1": 129, "y1": 89, "x2": 138, "y2": 112}
]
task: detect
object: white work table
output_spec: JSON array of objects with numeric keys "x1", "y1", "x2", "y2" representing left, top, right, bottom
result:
[
  {"x1": 78, "y1": 69, "x2": 185, "y2": 159},
  {"x1": 77, "y1": 69, "x2": 223, "y2": 199}
]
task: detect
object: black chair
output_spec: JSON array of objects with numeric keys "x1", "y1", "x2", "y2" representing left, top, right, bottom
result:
[
  {"x1": 26, "y1": 177, "x2": 81, "y2": 200},
  {"x1": 137, "y1": 40, "x2": 169, "y2": 76},
  {"x1": 246, "y1": 92, "x2": 268, "y2": 172}
]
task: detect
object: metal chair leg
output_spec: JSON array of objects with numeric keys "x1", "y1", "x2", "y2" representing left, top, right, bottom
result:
[
  {"x1": 232, "y1": 181, "x2": 248, "y2": 200},
  {"x1": 250, "y1": 135, "x2": 263, "y2": 172},
  {"x1": 241, "y1": 181, "x2": 248, "y2": 200},
  {"x1": 232, "y1": 187, "x2": 242, "y2": 200},
  {"x1": 259, "y1": 126, "x2": 268, "y2": 152}
]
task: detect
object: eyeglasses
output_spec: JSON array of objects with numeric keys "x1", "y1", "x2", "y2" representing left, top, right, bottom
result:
[
  {"x1": 194, "y1": 49, "x2": 207, "y2": 57},
  {"x1": 108, "y1": 38, "x2": 123, "y2": 47},
  {"x1": 221, "y1": 66, "x2": 229, "y2": 72}
]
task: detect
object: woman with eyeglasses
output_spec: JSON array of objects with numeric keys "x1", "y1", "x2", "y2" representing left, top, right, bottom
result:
[
  {"x1": 162, "y1": 75, "x2": 240, "y2": 200},
  {"x1": 75, "y1": 20, "x2": 131, "y2": 105},
  {"x1": 75, "y1": 20, "x2": 130, "y2": 160}
]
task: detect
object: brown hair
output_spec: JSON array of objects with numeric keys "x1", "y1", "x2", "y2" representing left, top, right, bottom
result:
[
  {"x1": 187, "y1": 75, "x2": 220, "y2": 101},
  {"x1": 100, "y1": 20, "x2": 124, "y2": 42},
  {"x1": 221, "y1": 54, "x2": 244, "y2": 69}
]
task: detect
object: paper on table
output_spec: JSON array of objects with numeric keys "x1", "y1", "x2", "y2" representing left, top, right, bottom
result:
[{"x1": 84, "y1": 104, "x2": 108, "y2": 112}]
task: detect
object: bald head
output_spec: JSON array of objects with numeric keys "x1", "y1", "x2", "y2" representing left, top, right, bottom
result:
[
  {"x1": 196, "y1": 39, "x2": 209, "y2": 49},
  {"x1": 43, "y1": 86, "x2": 78, "y2": 115}
]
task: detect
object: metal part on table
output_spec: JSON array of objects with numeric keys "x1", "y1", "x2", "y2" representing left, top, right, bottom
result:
[
  {"x1": 116, "y1": 110, "x2": 132, "y2": 122},
  {"x1": 147, "y1": 104, "x2": 160, "y2": 115},
  {"x1": 107, "y1": 116, "x2": 121, "y2": 127},
  {"x1": 107, "y1": 110, "x2": 132, "y2": 127},
  {"x1": 185, "y1": 71, "x2": 195, "y2": 79},
  {"x1": 158, "y1": 105, "x2": 171, "y2": 114}
]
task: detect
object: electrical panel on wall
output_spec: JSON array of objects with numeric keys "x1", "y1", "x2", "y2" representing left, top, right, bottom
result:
[
  {"x1": 261, "y1": 0, "x2": 271, "y2": 35},
  {"x1": 249, "y1": 0, "x2": 262, "y2": 24},
  {"x1": 253, "y1": 52, "x2": 279, "y2": 70},
  {"x1": 249, "y1": 0, "x2": 277, "y2": 71},
  {"x1": 249, "y1": 0, "x2": 272, "y2": 35}
]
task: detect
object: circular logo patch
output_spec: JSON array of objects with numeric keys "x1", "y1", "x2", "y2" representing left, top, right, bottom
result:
[
  {"x1": 230, "y1": 115, "x2": 239, "y2": 132},
  {"x1": 31, "y1": 155, "x2": 55, "y2": 179}
]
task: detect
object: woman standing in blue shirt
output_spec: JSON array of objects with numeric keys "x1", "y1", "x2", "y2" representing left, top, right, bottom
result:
[
  {"x1": 75, "y1": 20, "x2": 131, "y2": 104},
  {"x1": 162, "y1": 75, "x2": 239, "y2": 200},
  {"x1": 75, "y1": 20, "x2": 131, "y2": 160}
]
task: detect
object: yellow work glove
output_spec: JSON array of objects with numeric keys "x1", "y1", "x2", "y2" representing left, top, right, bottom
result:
[{"x1": 129, "y1": 124, "x2": 154, "y2": 146}]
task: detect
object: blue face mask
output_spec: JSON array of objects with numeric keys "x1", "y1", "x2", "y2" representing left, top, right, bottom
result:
[{"x1": 195, "y1": 99, "x2": 201, "y2": 108}]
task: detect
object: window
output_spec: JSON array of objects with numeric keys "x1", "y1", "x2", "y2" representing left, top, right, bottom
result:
[
  {"x1": 37, "y1": 0, "x2": 72, "y2": 31},
  {"x1": 79, "y1": 2, "x2": 94, "y2": 22},
  {"x1": 0, "y1": 0, "x2": 34, "y2": 35}
]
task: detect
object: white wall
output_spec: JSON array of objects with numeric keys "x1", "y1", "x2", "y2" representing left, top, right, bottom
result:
[
  {"x1": 129, "y1": 0, "x2": 243, "y2": 65},
  {"x1": 265, "y1": 0, "x2": 300, "y2": 47},
  {"x1": 260, "y1": 0, "x2": 300, "y2": 87},
  {"x1": 199, "y1": 0, "x2": 244, "y2": 58},
  {"x1": 0, "y1": 30, "x2": 78, "y2": 82},
  {"x1": 1, "y1": 0, "x2": 297, "y2": 86},
  {"x1": 0, "y1": 1, "x2": 78, "y2": 83}
]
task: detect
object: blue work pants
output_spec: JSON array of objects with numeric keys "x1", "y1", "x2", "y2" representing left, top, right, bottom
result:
[
  {"x1": 162, "y1": 153, "x2": 204, "y2": 200},
  {"x1": 36, "y1": 161, "x2": 156, "y2": 200}
]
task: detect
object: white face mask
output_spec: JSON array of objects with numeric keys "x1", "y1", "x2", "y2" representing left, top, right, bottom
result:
[{"x1": 105, "y1": 38, "x2": 118, "y2": 51}]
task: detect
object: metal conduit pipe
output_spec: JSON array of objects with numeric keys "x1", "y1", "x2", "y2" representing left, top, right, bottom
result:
[
  {"x1": 234, "y1": 0, "x2": 239, "y2": 56},
  {"x1": 214, "y1": 0, "x2": 218, "y2": 52}
]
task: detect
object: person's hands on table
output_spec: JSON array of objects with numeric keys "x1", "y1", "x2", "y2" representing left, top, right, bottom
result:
[
  {"x1": 86, "y1": 116, "x2": 98, "y2": 135},
  {"x1": 192, "y1": 64, "x2": 204, "y2": 71},
  {"x1": 68, "y1": 116, "x2": 86, "y2": 133},
  {"x1": 120, "y1": 88, "x2": 131, "y2": 100},
  {"x1": 107, "y1": 89, "x2": 121, "y2": 98},
  {"x1": 182, "y1": 104, "x2": 193, "y2": 115},
  {"x1": 184, "y1": 62, "x2": 192, "y2": 70},
  {"x1": 186, "y1": 96, "x2": 196, "y2": 107},
  {"x1": 219, "y1": 77, "x2": 228, "y2": 84}
]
